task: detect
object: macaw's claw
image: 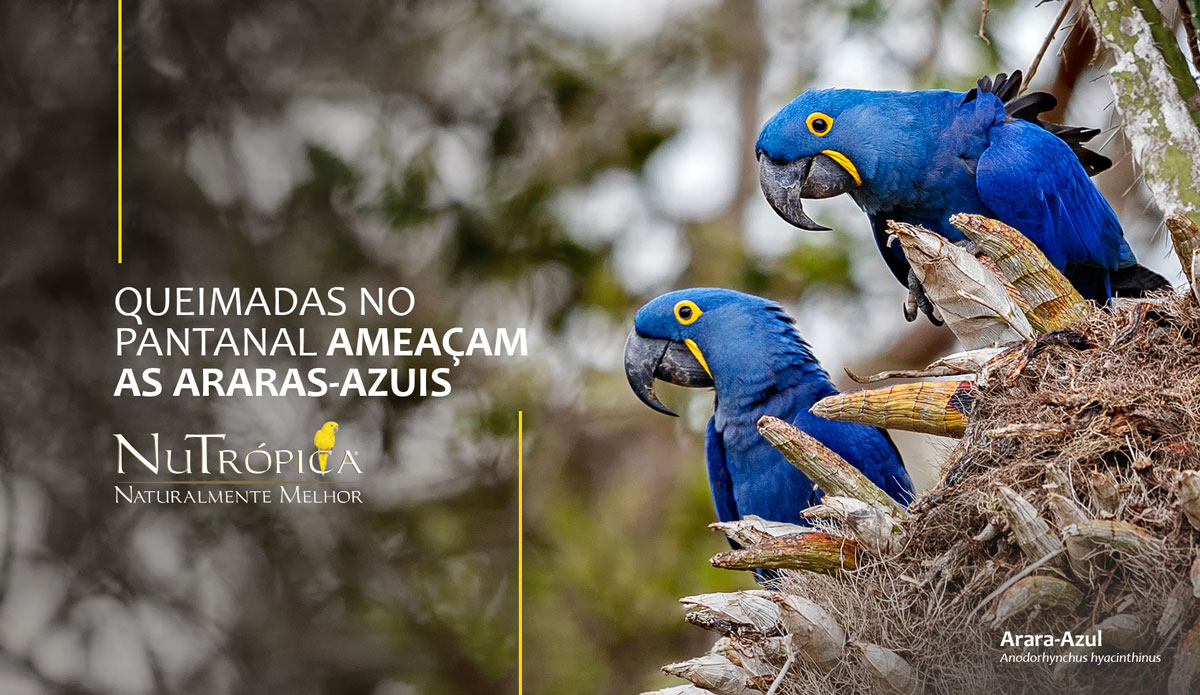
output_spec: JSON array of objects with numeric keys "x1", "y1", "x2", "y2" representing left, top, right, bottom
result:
[{"x1": 905, "y1": 269, "x2": 943, "y2": 326}]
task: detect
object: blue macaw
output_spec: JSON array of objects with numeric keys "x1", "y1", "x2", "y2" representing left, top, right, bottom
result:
[
  {"x1": 623, "y1": 288, "x2": 913, "y2": 532},
  {"x1": 755, "y1": 71, "x2": 1169, "y2": 323}
]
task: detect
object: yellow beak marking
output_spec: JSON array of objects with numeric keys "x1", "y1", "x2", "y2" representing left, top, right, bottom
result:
[
  {"x1": 683, "y1": 338, "x2": 713, "y2": 379},
  {"x1": 820, "y1": 149, "x2": 862, "y2": 186}
]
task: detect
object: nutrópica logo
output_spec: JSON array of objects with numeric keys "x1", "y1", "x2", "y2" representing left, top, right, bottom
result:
[{"x1": 112, "y1": 424, "x2": 365, "y2": 505}]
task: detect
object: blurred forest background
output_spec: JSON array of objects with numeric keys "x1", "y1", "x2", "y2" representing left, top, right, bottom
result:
[{"x1": 0, "y1": 0, "x2": 1188, "y2": 693}]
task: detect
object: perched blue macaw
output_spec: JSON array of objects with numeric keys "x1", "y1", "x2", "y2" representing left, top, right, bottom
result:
[
  {"x1": 755, "y1": 71, "x2": 1169, "y2": 322},
  {"x1": 623, "y1": 288, "x2": 913, "y2": 531}
]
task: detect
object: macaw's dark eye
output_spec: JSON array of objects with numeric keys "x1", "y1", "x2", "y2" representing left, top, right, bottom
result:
[
  {"x1": 673, "y1": 299, "x2": 702, "y2": 325},
  {"x1": 806, "y1": 112, "x2": 833, "y2": 136}
]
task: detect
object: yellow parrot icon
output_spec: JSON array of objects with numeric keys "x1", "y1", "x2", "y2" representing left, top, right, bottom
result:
[{"x1": 313, "y1": 421, "x2": 338, "y2": 473}]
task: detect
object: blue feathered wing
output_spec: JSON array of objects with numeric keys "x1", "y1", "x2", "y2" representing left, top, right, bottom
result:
[{"x1": 976, "y1": 119, "x2": 1134, "y2": 300}]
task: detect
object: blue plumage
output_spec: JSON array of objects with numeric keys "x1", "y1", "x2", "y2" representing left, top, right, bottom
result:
[
  {"x1": 625, "y1": 288, "x2": 913, "y2": 529},
  {"x1": 755, "y1": 73, "x2": 1167, "y2": 306}
]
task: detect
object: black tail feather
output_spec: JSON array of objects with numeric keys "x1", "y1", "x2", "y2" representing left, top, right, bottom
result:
[
  {"x1": 963, "y1": 70, "x2": 1113, "y2": 177},
  {"x1": 1004, "y1": 91, "x2": 1057, "y2": 122},
  {"x1": 1111, "y1": 264, "x2": 1173, "y2": 297},
  {"x1": 969, "y1": 71, "x2": 1023, "y2": 103}
]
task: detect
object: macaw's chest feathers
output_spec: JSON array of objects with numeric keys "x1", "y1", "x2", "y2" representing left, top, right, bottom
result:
[
  {"x1": 712, "y1": 369, "x2": 834, "y2": 454},
  {"x1": 709, "y1": 382, "x2": 826, "y2": 520},
  {"x1": 709, "y1": 373, "x2": 913, "y2": 522}
]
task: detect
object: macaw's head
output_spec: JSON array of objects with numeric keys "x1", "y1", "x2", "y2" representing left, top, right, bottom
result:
[
  {"x1": 624, "y1": 288, "x2": 822, "y2": 416},
  {"x1": 322, "y1": 421, "x2": 339, "y2": 434},
  {"x1": 755, "y1": 89, "x2": 878, "y2": 231}
]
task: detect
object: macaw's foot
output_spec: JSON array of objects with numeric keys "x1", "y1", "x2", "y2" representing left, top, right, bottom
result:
[{"x1": 904, "y1": 269, "x2": 944, "y2": 326}]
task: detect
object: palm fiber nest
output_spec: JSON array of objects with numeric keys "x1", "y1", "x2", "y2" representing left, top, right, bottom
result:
[{"x1": 768, "y1": 290, "x2": 1200, "y2": 694}]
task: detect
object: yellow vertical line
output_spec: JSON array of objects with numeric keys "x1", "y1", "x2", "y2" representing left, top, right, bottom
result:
[
  {"x1": 117, "y1": 0, "x2": 123, "y2": 263},
  {"x1": 518, "y1": 409, "x2": 524, "y2": 695}
]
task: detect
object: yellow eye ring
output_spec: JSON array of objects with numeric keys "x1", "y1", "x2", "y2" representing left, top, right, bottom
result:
[
  {"x1": 673, "y1": 300, "x2": 702, "y2": 325},
  {"x1": 806, "y1": 112, "x2": 833, "y2": 137}
]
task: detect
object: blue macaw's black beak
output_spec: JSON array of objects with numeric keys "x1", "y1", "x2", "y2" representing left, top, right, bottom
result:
[
  {"x1": 756, "y1": 150, "x2": 860, "y2": 231},
  {"x1": 623, "y1": 329, "x2": 714, "y2": 417}
]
